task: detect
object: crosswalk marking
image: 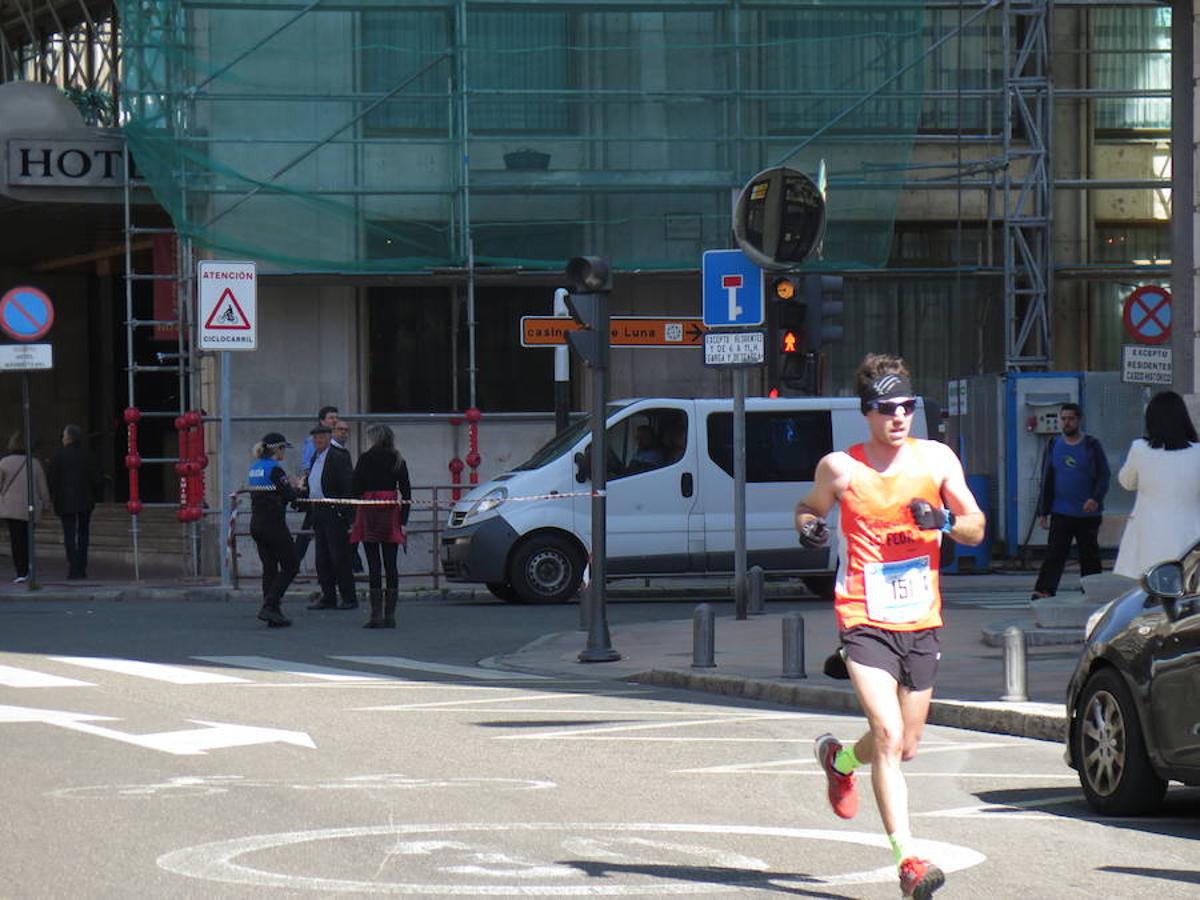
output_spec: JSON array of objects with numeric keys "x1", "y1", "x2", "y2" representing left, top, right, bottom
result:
[
  {"x1": 192, "y1": 656, "x2": 391, "y2": 682},
  {"x1": 330, "y1": 656, "x2": 547, "y2": 682},
  {"x1": 0, "y1": 663, "x2": 93, "y2": 688},
  {"x1": 51, "y1": 656, "x2": 250, "y2": 685}
]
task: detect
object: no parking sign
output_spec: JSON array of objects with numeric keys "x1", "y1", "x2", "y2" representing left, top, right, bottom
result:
[{"x1": 1122, "y1": 285, "x2": 1171, "y2": 345}]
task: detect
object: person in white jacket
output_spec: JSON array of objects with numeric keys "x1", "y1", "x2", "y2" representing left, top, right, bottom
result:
[
  {"x1": 0, "y1": 431, "x2": 52, "y2": 583},
  {"x1": 1114, "y1": 390, "x2": 1200, "y2": 579}
]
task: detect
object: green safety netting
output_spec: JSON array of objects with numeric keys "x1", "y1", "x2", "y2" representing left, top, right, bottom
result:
[{"x1": 117, "y1": 0, "x2": 929, "y2": 274}]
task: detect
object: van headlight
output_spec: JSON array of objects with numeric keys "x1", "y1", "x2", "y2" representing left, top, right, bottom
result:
[
  {"x1": 465, "y1": 487, "x2": 507, "y2": 518},
  {"x1": 1084, "y1": 601, "x2": 1113, "y2": 641}
]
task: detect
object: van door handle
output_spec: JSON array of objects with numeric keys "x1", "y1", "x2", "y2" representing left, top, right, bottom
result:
[{"x1": 680, "y1": 472, "x2": 693, "y2": 497}]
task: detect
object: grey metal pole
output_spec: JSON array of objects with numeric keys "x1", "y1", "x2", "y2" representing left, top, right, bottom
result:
[
  {"x1": 692, "y1": 603, "x2": 716, "y2": 668},
  {"x1": 22, "y1": 373, "x2": 36, "y2": 591},
  {"x1": 733, "y1": 367, "x2": 748, "y2": 619},
  {"x1": 748, "y1": 564, "x2": 765, "y2": 615},
  {"x1": 579, "y1": 294, "x2": 619, "y2": 663},
  {"x1": 782, "y1": 612, "x2": 806, "y2": 678},
  {"x1": 1001, "y1": 625, "x2": 1028, "y2": 702},
  {"x1": 553, "y1": 288, "x2": 571, "y2": 434},
  {"x1": 219, "y1": 351, "x2": 232, "y2": 588}
]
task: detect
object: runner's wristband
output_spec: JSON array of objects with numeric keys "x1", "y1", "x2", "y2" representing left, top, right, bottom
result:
[{"x1": 940, "y1": 511, "x2": 955, "y2": 534}]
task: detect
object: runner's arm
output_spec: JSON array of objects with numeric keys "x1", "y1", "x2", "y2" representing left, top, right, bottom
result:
[
  {"x1": 935, "y1": 444, "x2": 985, "y2": 546},
  {"x1": 794, "y1": 452, "x2": 845, "y2": 532}
]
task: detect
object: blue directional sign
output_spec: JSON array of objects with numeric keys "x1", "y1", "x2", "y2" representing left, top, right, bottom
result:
[
  {"x1": 702, "y1": 249, "x2": 763, "y2": 327},
  {"x1": 0, "y1": 286, "x2": 55, "y2": 342}
]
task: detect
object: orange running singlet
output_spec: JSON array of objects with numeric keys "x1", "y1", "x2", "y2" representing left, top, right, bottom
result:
[{"x1": 834, "y1": 439, "x2": 945, "y2": 632}]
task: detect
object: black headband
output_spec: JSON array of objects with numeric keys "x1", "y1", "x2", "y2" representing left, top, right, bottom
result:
[{"x1": 860, "y1": 374, "x2": 914, "y2": 413}]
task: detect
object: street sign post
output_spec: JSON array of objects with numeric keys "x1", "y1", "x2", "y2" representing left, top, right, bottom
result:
[
  {"x1": 521, "y1": 316, "x2": 706, "y2": 348},
  {"x1": 0, "y1": 284, "x2": 55, "y2": 592},
  {"x1": 701, "y1": 250, "x2": 763, "y2": 327},
  {"x1": 1122, "y1": 285, "x2": 1171, "y2": 345},
  {"x1": 703, "y1": 330, "x2": 765, "y2": 367},
  {"x1": 198, "y1": 260, "x2": 258, "y2": 588}
]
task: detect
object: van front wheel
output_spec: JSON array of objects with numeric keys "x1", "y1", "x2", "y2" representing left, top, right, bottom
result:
[{"x1": 510, "y1": 536, "x2": 584, "y2": 605}]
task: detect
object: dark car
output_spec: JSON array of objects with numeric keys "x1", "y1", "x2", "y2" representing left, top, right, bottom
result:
[{"x1": 1065, "y1": 547, "x2": 1200, "y2": 815}]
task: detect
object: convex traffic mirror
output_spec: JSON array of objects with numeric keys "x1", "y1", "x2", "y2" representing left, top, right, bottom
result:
[{"x1": 733, "y1": 166, "x2": 826, "y2": 271}]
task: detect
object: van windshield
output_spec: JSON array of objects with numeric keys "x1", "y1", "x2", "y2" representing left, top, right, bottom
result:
[{"x1": 512, "y1": 402, "x2": 630, "y2": 471}]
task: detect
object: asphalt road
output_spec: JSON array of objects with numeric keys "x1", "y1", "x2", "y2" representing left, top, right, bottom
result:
[{"x1": 0, "y1": 595, "x2": 1197, "y2": 898}]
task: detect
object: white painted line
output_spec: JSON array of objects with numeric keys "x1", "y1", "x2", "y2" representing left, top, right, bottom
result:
[
  {"x1": 0, "y1": 663, "x2": 93, "y2": 688},
  {"x1": 157, "y1": 822, "x2": 987, "y2": 893},
  {"x1": 357, "y1": 692, "x2": 579, "y2": 712},
  {"x1": 52, "y1": 656, "x2": 249, "y2": 685},
  {"x1": 330, "y1": 656, "x2": 548, "y2": 681},
  {"x1": 192, "y1": 656, "x2": 390, "y2": 682},
  {"x1": 0, "y1": 703, "x2": 314, "y2": 756}
]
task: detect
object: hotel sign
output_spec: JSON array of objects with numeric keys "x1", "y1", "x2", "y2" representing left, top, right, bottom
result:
[{"x1": 6, "y1": 135, "x2": 138, "y2": 189}]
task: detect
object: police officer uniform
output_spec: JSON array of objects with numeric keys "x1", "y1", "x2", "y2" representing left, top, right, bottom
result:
[{"x1": 248, "y1": 432, "x2": 301, "y2": 627}]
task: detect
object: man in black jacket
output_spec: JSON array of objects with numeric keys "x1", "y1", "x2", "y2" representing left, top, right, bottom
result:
[
  {"x1": 48, "y1": 425, "x2": 103, "y2": 580},
  {"x1": 304, "y1": 424, "x2": 358, "y2": 610}
]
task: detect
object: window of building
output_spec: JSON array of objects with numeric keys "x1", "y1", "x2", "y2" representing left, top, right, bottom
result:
[
  {"x1": 366, "y1": 285, "x2": 556, "y2": 413},
  {"x1": 706, "y1": 411, "x2": 832, "y2": 482},
  {"x1": 1094, "y1": 223, "x2": 1171, "y2": 264},
  {"x1": 919, "y1": 8, "x2": 1004, "y2": 134},
  {"x1": 1093, "y1": 7, "x2": 1171, "y2": 134},
  {"x1": 361, "y1": 9, "x2": 454, "y2": 134},
  {"x1": 467, "y1": 10, "x2": 572, "y2": 133}
]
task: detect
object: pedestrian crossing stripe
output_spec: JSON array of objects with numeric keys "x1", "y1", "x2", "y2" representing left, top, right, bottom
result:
[{"x1": 0, "y1": 655, "x2": 552, "y2": 688}]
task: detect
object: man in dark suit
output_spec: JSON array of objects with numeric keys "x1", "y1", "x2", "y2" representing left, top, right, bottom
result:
[{"x1": 304, "y1": 424, "x2": 358, "y2": 610}]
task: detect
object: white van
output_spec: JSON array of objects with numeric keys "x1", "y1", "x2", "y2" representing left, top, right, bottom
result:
[{"x1": 440, "y1": 396, "x2": 931, "y2": 603}]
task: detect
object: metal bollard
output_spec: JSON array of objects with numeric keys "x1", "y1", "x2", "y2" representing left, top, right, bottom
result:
[
  {"x1": 1000, "y1": 625, "x2": 1028, "y2": 702},
  {"x1": 692, "y1": 604, "x2": 716, "y2": 668},
  {"x1": 782, "y1": 612, "x2": 806, "y2": 678},
  {"x1": 748, "y1": 565, "x2": 765, "y2": 616}
]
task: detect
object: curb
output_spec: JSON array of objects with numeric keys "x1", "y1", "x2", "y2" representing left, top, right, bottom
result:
[{"x1": 630, "y1": 669, "x2": 1067, "y2": 743}]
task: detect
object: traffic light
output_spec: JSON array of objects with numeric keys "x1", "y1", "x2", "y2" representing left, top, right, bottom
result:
[
  {"x1": 766, "y1": 275, "x2": 810, "y2": 395},
  {"x1": 805, "y1": 274, "x2": 845, "y2": 348},
  {"x1": 564, "y1": 256, "x2": 612, "y2": 368}
]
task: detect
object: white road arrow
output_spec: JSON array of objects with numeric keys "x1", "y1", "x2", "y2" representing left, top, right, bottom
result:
[{"x1": 0, "y1": 704, "x2": 316, "y2": 756}]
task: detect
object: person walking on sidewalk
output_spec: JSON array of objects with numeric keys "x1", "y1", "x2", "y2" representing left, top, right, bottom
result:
[
  {"x1": 1113, "y1": 390, "x2": 1200, "y2": 579},
  {"x1": 793, "y1": 354, "x2": 985, "y2": 900},
  {"x1": 0, "y1": 431, "x2": 52, "y2": 584},
  {"x1": 1032, "y1": 403, "x2": 1110, "y2": 600},
  {"x1": 350, "y1": 423, "x2": 412, "y2": 628},
  {"x1": 332, "y1": 420, "x2": 366, "y2": 576},
  {"x1": 48, "y1": 424, "x2": 103, "y2": 580},
  {"x1": 248, "y1": 433, "x2": 303, "y2": 627}
]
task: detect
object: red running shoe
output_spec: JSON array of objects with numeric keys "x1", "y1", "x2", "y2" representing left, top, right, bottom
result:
[
  {"x1": 898, "y1": 857, "x2": 945, "y2": 899},
  {"x1": 812, "y1": 732, "x2": 858, "y2": 819}
]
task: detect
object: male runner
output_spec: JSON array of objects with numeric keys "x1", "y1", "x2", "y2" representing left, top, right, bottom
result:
[{"x1": 794, "y1": 354, "x2": 985, "y2": 900}]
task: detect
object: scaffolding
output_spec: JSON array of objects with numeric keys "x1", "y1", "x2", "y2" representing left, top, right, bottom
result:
[{"x1": 3, "y1": 0, "x2": 1175, "y2": 376}]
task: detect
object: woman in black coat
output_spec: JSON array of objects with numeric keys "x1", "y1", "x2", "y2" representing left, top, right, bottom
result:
[
  {"x1": 350, "y1": 423, "x2": 412, "y2": 628},
  {"x1": 47, "y1": 425, "x2": 103, "y2": 580}
]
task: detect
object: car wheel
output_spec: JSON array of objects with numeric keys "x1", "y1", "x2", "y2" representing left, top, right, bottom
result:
[
  {"x1": 510, "y1": 535, "x2": 584, "y2": 605},
  {"x1": 485, "y1": 582, "x2": 521, "y2": 604},
  {"x1": 1074, "y1": 667, "x2": 1166, "y2": 816}
]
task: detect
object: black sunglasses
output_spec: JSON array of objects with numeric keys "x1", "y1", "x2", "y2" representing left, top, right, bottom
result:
[{"x1": 868, "y1": 399, "x2": 917, "y2": 416}]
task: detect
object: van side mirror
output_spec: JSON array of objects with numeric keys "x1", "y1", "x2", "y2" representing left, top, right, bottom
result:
[
  {"x1": 1142, "y1": 561, "x2": 1184, "y2": 600},
  {"x1": 574, "y1": 450, "x2": 590, "y2": 483}
]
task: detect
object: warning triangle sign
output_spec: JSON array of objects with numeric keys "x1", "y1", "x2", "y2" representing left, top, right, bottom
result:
[{"x1": 204, "y1": 288, "x2": 252, "y2": 330}]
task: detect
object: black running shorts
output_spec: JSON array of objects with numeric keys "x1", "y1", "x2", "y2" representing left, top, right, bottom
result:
[{"x1": 839, "y1": 625, "x2": 941, "y2": 691}]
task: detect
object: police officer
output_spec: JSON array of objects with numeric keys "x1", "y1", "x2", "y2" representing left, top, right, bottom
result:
[{"x1": 248, "y1": 432, "x2": 302, "y2": 627}]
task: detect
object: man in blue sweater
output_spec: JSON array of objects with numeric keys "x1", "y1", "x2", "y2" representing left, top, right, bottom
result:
[{"x1": 1033, "y1": 403, "x2": 1110, "y2": 600}]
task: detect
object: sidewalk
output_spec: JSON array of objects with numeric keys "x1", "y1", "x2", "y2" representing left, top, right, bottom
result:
[{"x1": 1, "y1": 548, "x2": 1088, "y2": 744}]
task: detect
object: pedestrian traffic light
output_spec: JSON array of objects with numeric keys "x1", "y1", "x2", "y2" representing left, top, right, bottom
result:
[
  {"x1": 805, "y1": 274, "x2": 845, "y2": 348},
  {"x1": 564, "y1": 256, "x2": 612, "y2": 368},
  {"x1": 767, "y1": 277, "x2": 809, "y2": 395}
]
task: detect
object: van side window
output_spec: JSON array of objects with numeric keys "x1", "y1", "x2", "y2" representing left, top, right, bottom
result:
[
  {"x1": 606, "y1": 409, "x2": 687, "y2": 479},
  {"x1": 706, "y1": 411, "x2": 833, "y2": 482}
]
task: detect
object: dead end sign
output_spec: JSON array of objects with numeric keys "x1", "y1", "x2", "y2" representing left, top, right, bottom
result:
[
  {"x1": 1123, "y1": 285, "x2": 1171, "y2": 345},
  {"x1": 198, "y1": 261, "x2": 257, "y2": 350}
]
